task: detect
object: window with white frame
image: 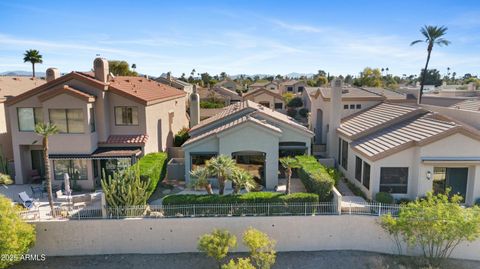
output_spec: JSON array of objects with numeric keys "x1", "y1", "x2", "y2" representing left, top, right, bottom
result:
[
  {"x1": 115, "y1": 106, "x2": 139, "y2": 126},
  {"x1": 17, "y1": 107, "x2": 43, "y2": 131}
]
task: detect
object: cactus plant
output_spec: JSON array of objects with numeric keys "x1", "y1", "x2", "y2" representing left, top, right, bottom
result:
[{"x1": 101, "y1": 166, "x2": 150, "y2": 208}]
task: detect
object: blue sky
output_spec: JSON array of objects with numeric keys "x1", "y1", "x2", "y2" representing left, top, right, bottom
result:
[{"x1": 1, "y1": 0, "x2": 479, "y2": 77}]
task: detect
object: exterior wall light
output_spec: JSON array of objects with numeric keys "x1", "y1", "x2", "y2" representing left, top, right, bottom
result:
[{"x1": 426, "y1": 171, "x2": 432, "y2": 180}]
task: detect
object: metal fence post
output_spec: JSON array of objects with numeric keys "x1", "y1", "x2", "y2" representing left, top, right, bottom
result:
[
  {"x1": 378, "y1": 203, "x2": 382, "y2": 216},
  {"x1": 267, "y1": 204, "x2": 270, "y2": 216},
  {"x1": 349, "y1": 202, "x2": 351, "y2": 215},
  {"x1": 193, "y1": 204, "x2": 196, "y2": 216},
  {"x1": 304, "y1": 203, "x2": 307, "y2": 216}
]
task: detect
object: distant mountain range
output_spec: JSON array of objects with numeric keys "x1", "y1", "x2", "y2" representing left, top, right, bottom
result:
[
  {"x1": 0, "y1": 70, "x2": 46, "y2": 77},
  {"x1": 230, "y1": 72, "x2": 315, "y2": 79}
]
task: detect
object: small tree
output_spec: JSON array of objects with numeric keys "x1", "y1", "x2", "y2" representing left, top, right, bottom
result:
[
  {"x1": 190, "y1": 166, "x2": 213, "y2": 194},
  {"x1": 198, "y1": 229, "x2": 237, "y2": 269},
  {"x1": 381, "y1": 190, "x2": 480, "y2": 264},
  {"x1": 101, "y1": 166, "x2": 150, "y2": 207},
  {"x1": 287, "y1": 97, "x2": 303, "y2": 108},
  {"x1": 242, "y1": 228, "x2": 276, "y2": 269},
  {"x1": 282, "y1": 92, "x2": 295, "y2": 104},
  {"x1": 206, "y1": 155, "x2": 236, "y2": 195},
  {"x1": 230, "y1": 168, "x2": 257, "y2": 194},
  {"x1": 279, "y1": 157, "x2": 300, "y2": 194},
  {"x1": 0, "y1": 195, "x2": 36, "y2": 269},
  {"x1": 222, "y1": 258, "x2": 255, "y2": 269}
]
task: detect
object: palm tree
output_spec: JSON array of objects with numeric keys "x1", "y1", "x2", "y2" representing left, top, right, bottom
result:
[
  {"x1": 189, "y1": 166, "x2": 213, "y2": 194},
  {"x1": 230, "y1": 168, "x2": 257, "y2": 194},
  {"x1": 23, "y1": 49, "x2": 43, "y2": 78},
  {"x1": 279, "y1": 157, "x2": 300, "y2": 194},
  {"x1": 131, "y1": 63, "x2": 137, "y2": 71},
  {"x1": 411, "y1": 25, "x2": 451, "y2": 103},
  {"x1": 34, "y1": 123, "x2": 59, "y2": 217},
  {"x1": 206, "y1": 155, "x2": 236, "y2": 195}
]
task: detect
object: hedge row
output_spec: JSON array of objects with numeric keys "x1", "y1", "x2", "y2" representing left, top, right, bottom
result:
[
  {"x1": 162, "y1": 192, "x2": 319, "y2": 205},
  {"x1": 296, "y1": 155, "x2": 335, "y2": 202},
  {"x1": 133, "y1": 152, "x2": 168, "y2": 197}
]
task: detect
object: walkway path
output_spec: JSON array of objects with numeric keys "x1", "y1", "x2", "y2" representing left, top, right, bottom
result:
[{"x1": 336, "y1": 179, "x2": 355, "y2": 196}]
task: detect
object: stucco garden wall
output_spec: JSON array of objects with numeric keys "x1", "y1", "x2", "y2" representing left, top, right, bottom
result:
[{"x1": 30, "y1": 216, "x2": 480, "y2": 261}]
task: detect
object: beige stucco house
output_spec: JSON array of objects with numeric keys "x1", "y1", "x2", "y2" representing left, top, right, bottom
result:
[
  {"x1": 280, "y1": 80, "x2": 306, "y2": 94},
  {"x1": 336, "y1": 102, "x2": 480, "y2": 205},
  {"x1": 302, "y1": 85, "x2": 415, "y2": 148},
  {"x1": 182, "y1": 100, "x2": 313, "y2": 190},
  {"x1": 243, "y1": 88, "x2": 285, "y2": 112},
  {"x1": 0, "y1": 77, "x2": 46, "y2": 162},
  {"x1": 6, "y1": 58, "x2": 187, "y2": 190},
  {"x1": 249, "y1": 81, "x2": 279, "y2": 93},
  {"x1": 215, "y1": 79, "x2": 242, "y2": 92}
]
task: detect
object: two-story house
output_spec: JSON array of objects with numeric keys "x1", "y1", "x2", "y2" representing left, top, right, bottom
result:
[{"x1": 6, "y1": 58, "x2": 187, "y2": 190}]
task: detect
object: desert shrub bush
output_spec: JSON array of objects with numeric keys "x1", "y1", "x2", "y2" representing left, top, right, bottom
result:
[
  {"x1": 198, "y1": 229, "x2": 237, "y2": 268},
  {"x1": 296, "y1": 155, "x2": 335, "y2": 201},
  {"x1": 0, "y1": 195, "x2": 36, "y2": 269},
  {"x1": 200, "y1": 100, "x2": 225, "y2": 108},
  {"x1": 381, "y1": 190, "x2": 480, "y2": 265},
  {"x1": 286, "y1": 108, "x2": 297, "y2": 117},
  {"x1": 298, "y1": 108, "x2": 309, "y2": 118},
  {"x1": 287, "y1": 97, "x2": 303, "y2": 108},
  {"x1": 375, "y1": 192, "x2": 394, "y2": 204},
  {"x1": 173, "y1": 127, "x2": 190, "y2": 147}
]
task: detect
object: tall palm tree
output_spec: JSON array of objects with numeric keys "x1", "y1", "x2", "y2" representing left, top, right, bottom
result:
[
  {"x1": 411, "y1": 25, "x2": 451, "y2": 103},
  {"x1": 206, "y1": 155, "x2": 236, "y2": 195},
  {"x1": 279, "y1": 157, "x2": 300, "y2": 194},
  {"x1": 230, "y1": 168, "x2": 257, "y2": 194},
  {"x1": 23, "y1": 49, "x2": 43, "y2": 78},
  {"x1": 189, "y1": 166, "x2": 213, "y2": 194},
  {"x1": 34, "y1": 123, "x2": 59, "y2": 217}
]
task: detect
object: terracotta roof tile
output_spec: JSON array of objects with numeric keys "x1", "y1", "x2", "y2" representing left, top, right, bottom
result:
[{"x1": 109, "y1": 76, "x2": 186, "y2": 105}]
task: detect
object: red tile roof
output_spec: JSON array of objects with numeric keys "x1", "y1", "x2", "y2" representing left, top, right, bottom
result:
[
  {"x1": 108, "y1": 76, "x2": 186, "y2": 105},
  {"x1": 101, "y1": 134, "x2": 149, "y2": 145}
]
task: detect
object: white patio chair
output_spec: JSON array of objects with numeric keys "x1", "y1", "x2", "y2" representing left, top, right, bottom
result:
[{"x1": 18, "y1": 191, "x2": 38, "y2": 210}]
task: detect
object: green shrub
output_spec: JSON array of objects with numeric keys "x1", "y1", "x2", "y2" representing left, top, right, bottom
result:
[
  {"x1": 243, "y1": 228, "x2": 276, "y2": 269},
  {"x1": 286, "y1": 108, "x2": 297, "y2": 118},
  {"x1": 200, "y1": 100, "x2": 225, "y2": 108},
  {"x1": 198, "y1": 229, "x2": 237, "y2": 268},
  {"x1": 296, "y1": 155, "x2": 335, "y2": 202},
  {"x1": 173, "y1": 127, "x2": 190, "y2": 147},
  {"x1": 162, "y1": 192, "x2": 320, "y2": 216},
  {"x1": 298, "y1": 108, "x2": 309, "y2": 118},
  {"x1": 163, "y1": 192, "x2": 319, "y2": 205},
  {"x1": 0, "y1": 173, "x2": 13, "y2": 185},
  {"x1": 0, "y1": 195, "x2": 36, "y2": 269},
  {"x1": 133, "y1": 152, "x2": 168, "y2": 197},
  {"x1": 375, "y1": 192, "x2": 394, "y2": 204},
  {"x1": 287, "y1": 97, "x2": 303, "y2": 108}
]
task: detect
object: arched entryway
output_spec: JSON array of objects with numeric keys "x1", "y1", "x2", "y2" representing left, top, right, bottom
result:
[{"x1": 232, "y1": 151, "x2": 266, "y2": 188}]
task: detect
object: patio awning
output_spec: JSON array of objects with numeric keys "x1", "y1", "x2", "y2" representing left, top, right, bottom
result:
[{"x1": 49, "y1": 147, "x2": 142, "y2": 160}]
